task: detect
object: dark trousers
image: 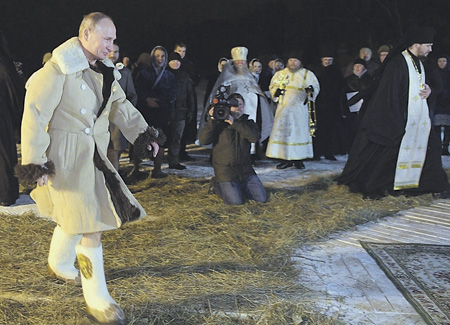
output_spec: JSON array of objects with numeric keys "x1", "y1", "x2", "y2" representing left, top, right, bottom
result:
[{"x1": 168, "y1": 120, "x2": 185, "y2": 165}]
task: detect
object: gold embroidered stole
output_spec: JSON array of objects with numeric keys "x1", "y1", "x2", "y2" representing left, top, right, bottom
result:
[{"x1": 393, "y1": 51, "x2": 431, "y2": 190}]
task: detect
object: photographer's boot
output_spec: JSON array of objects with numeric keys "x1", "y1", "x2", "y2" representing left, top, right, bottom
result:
[
  {"x1": 76, "y1": 243, "x2": 125, "y2": 325},
  {"x1": 48, "y1": 226, "x2": 82, "y2": 286}
]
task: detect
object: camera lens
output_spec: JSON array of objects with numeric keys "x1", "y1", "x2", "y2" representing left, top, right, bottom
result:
[
  {"x1": 213, "y1": 104, "x2": 230, "y2": 120},
  {"x1": 216, "y1": 107, "x2": 227, "y2": 118}
]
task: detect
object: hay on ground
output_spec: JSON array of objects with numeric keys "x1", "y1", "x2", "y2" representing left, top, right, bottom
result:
[{"x1": 0, "y1": 174, "x2": 435, "y2": 324}]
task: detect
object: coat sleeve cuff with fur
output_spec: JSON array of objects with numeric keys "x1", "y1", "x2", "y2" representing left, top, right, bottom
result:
[
  {"x1": 14, "y1": 161, "x2": 56, "y2": 185},
  {"x1": 133, "y1": 126, "x2": 167, "y2": 160}
]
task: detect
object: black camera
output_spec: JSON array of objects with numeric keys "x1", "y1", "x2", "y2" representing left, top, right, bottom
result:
[{"x1": 211, "y1": 85, "x2": 239, "y2": 120}]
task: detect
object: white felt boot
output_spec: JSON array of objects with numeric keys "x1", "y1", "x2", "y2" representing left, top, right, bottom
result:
[
  {"x1": 76, "y1": 243, "x2": 125, "y2": 325},
  {"x1": 48, "y1": 225, "x2": 82, "y2": 286}
]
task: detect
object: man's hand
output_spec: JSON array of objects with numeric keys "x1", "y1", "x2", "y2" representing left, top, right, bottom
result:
[
  {"x1": 146, "y1": 98, "x2": 160, "y2": 107},
  {"x1": 147, "y1": 142, "x2": 159, "y2": 157},
  {"x1": 37, "y1": 174, "x2": 48, "y2": 187},
  {"x1": 420, "y1": 83, "x2": 431, "y2": 99},
  {"x1": 208, "y1": 107, "x2": 215, "y2": 119},
  {"x1": 225, "y1": 114, "x2": 234, "y2": 125}
]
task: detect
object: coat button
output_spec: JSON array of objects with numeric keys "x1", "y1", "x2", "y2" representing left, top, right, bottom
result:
[
  {"x1": 112, "y1": 85, "x2": 117, "y2": 92},
  {"x1": 81, "y1": 84, "x2": 87, "y2": 90},
  {"x1": 80, "y1": 108, "x2": 87, "y2": 114},
  {"x1": 84, "y1": 128, "x2": 91, "y2": 134}
]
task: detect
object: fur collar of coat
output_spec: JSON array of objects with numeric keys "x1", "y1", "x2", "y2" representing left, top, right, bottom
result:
[{"x1": 52, "y1": 37, "x2": 115, "y2": 75}]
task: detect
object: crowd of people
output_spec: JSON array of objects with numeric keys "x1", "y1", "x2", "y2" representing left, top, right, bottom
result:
[{"x1": 1, "y1": 11, "x2": 450, "y2": 323}]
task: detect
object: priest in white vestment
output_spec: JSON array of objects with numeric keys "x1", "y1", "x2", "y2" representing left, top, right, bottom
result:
[{"x1": 266, "y1": 52, "x2": 320, "y2": 169}]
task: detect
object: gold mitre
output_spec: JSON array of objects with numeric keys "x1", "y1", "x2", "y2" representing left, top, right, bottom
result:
[{"x1": 231, "y1": 46, "x2": 248, "y2": 61}]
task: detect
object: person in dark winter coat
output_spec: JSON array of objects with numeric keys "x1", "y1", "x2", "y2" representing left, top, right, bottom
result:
[
  {"x1": 173, "y1": 42, "x2": 201, "y2": 161},
  {"x1": 0, "y1": 31, "x2": 24, "y2": 206},
  {"x1": 433, "y1": 54, "x2": 450, "y2": 154},
  {"x1": 166, "y1": 52, "x2": 196, "y2": 169},
  {"x1": 133, "y1": 45, "x2": 177, "y2": 178},
  {"x1": 199, "y1": 93, "x2": 267, "y2": 205},
  {"x1": 310, "y1": 54, "x2": 345, "y2": 160},
  {"x1": 340, "y1": 58, "x2": 374, "y2": 151}
]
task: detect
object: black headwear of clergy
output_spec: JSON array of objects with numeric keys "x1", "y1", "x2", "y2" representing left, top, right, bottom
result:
[
  {"x1": 286, "y1": 50, "x2": 303, "y2": 62},
  {"x1": 320, "y1": 47, "x2": 336, "y2": 58},
  {"x1": 404, "y1": 26, "x2": 434, "y2": 46}
]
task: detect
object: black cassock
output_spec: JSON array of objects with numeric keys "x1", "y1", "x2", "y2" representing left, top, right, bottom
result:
[
  {"x1": 336, "y1": 52, "x2": 449, "y2": 198},
  {"x1": 311, "y1": 64, "x2": 345, "y2": 158}
]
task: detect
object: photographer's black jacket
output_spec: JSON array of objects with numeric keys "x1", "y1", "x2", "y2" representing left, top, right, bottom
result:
[{"x1": 199, "y1": 114, "x2": 260, "y2": 183}]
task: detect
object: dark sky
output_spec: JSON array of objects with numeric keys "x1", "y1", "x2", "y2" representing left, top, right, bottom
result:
[{"x1": 2, "y1": 0, "x2": 450, "y2": 77}]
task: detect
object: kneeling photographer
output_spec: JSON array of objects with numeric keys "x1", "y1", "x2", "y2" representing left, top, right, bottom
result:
[{"x1": 199, "y1": 93, "x2": 267, "y2": 205}]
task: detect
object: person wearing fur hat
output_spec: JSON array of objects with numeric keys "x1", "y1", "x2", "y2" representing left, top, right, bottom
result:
[
  {"x1": 337, "y1": 27, "x2": 450, "y2": 199},
  {"x1": 15, "y1": 12, "x2": 165, "y2": 324},
  {"x1": 266, "y1": 51, "x2": 320, "y2": 169}
]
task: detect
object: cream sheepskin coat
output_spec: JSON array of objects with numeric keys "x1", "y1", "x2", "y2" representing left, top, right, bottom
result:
[{"x1": 20, "y1": 37, "x2": 152, "y2": 234}]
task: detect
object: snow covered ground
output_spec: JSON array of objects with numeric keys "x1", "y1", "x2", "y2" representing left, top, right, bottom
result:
[{"x1": 3, "y1": 150, "x2": 450, "y2": 216}]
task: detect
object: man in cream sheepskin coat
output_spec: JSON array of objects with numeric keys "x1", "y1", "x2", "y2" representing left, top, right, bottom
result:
[{"x1": 16, "y1": 12, "x2": 164, "y2": 324}]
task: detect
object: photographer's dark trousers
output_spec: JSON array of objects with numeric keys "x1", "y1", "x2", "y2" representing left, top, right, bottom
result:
[{"x1": 213, "y1": 175, "x2": 267, "y2": 205}]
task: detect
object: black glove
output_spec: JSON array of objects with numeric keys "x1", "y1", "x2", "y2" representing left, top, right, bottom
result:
[
  {"x1": 274, "y1": 88, "x2": 285, "y2": 98},
  {"x1": 304, "y1": 85, "x2": 314, "y2": 104}
]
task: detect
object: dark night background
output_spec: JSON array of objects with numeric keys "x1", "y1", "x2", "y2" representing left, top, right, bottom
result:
[{"x1": 1, "y1": 0, "x2": 450, "y2": 78}]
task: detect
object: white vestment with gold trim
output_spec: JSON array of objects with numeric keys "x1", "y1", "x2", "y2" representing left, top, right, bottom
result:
[
  {"x1": 393, "y1": 51, "x2": 431, "y2": 189},
  {"x1": 266, "y1": 67, "x2": 320, "y2": 160}
]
